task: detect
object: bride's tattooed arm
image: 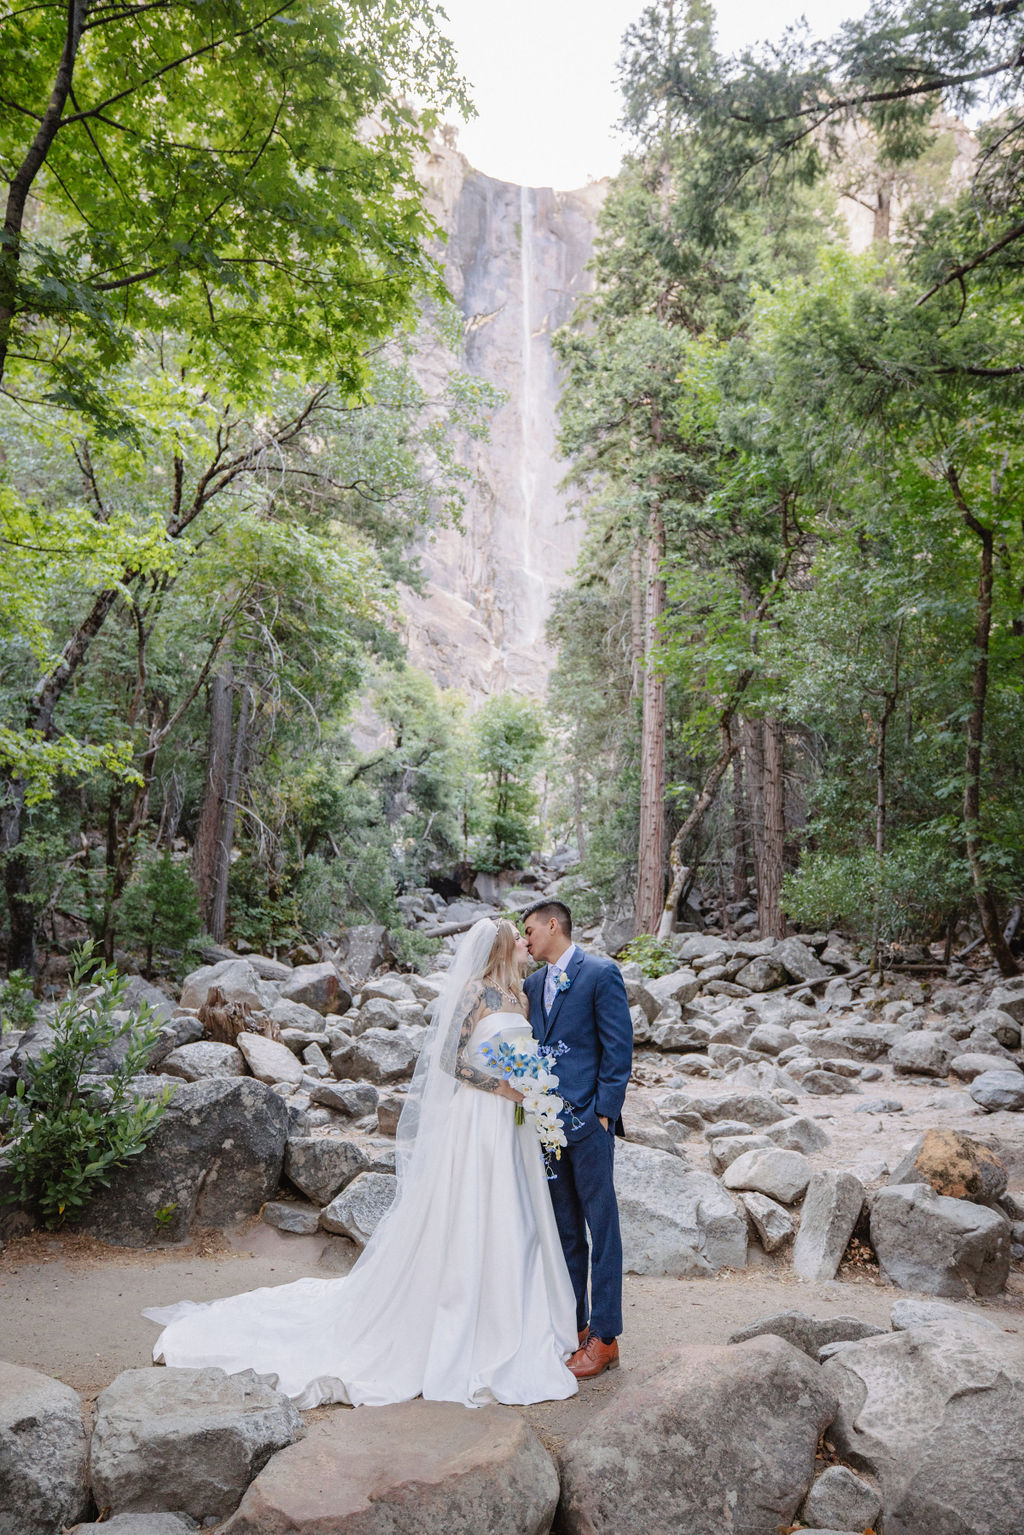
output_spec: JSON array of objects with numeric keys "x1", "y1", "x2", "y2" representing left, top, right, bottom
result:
[{"x1": 452, "y1": 982, "x2": 520, "y2": 1093}]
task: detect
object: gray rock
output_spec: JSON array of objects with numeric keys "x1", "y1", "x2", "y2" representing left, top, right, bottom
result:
[
  {"x1": 854, "y1": 1096, "x2": 904, "y2": 1114},
  {"x1": 335, "y1": 924, "x2": 392, "y2": 984},
  {"x1": 813, "y1": 1024, "x2": 892, "y2": 1061},
  {"x1": 320, "y1": 1171, "x2": 397, "y2": 1245},
  {"x1": 950, "y1": 1051, "x2": 1020, "y2": 1080},
  {"x1": 707, "y1": 1133, "x2": 773, "y2": 1175},
  {"x1": 72, "y1": 1517, "x2": 198, "y2": 1534},
  {"x1": 685, "y1": 1091, "x2": 789, "y2": 1126},
  {"x1": 330, "y1": 1028, "x2": 419, "y2": 1085},
  {"x1": 986, "y1": 983, "x2": 1024, "y2": 1025},
  {"x1": 651, "y1": 1019, "x2": 712, "y2": 1053},
  {"x1": 309, "y1": 1078, "x2": 379, "y2": 1117},
  {"x1": 644, "y1": 968, "x2": 701, "y2": 1009},
  {"x1": 179, "y1": 959, "x2": 277, "y2": 1014},
  {"x1": 359, "y1": 973, "x2": 417, "y2": 1004},
  {"x1": 747, "y1": 1023, "x2": 797, "y2": 1056},
  {"x1": 971, "y1": 1007, "x2": 1021, "y2": 1048},
  {"x1": 90, "y1": 1367, "x2": 303, "y2": 1521},
  {"x1": 219, "y1": 1399, "x2": 558, "y2": 1535},
  {"x1": 890, "y1": 1030, "x2": 958, "y2": 1077},
  {"x1": 120, "y1": 975, "x2": 179, "y2": 1021},
  {"x1": 733, "y1": 955, "x2": 787, "y2": 992},
  {"x1": 147, "y1": 1014, "x2": 205, "y2": 1068},
  {"x1": 703, "y1": 1118, "x2": 752, "y2": 1138},
  {"x1": 161, "y1": 1041, "x2": 246, "y2": 1081},
  {"x1": 802, "y1": 1069, "x2": 860, "y2": 1096},
  {"x1": 740, "y1": 1190, "x2": 795, "y2": 1252},
  {"x1": 352, "y1": 996, "x2": 405, "y2": 1034},
  {"x1": 284, "y1": 1135, "x2": 369, "y2": 1205},
  {"x1": 234, "y1": 1031, "x2": 302, "y2": 1085},
  {"x1": 558, "y1": 1335, "x2": 835, "y2": 1535},
  {"x1": 723, "y1": 1147, "x2": 814, "y2": 1205},
  {"x1": 0, "y1": 1361, "x2": 88, "y2": 1535},
  {"x1": 772, "y1": 937, "x2": 831, "y2": 982},
  {"x1": 889, "y1": 1297, "x2": 1002, "y2": 1333},
  {"x1": 970, "y1": 1068, "x2": 1024, "y2": 1111},
  {"x1": 728, "y1": 1310, "x2": 885, "y2": 1359},
  {"x1": 615, "y1": 1142, "x2": 747, "y2": 1275},
  {"x1": 268, "y1": 998, "x2": 329, "y2": 1032},
  {"x1": 244, "y1": 955, "x2": 293, "y2": 981},
  {"x1": 801, "y1": 1465, "x2": 880, "y2": 1534},
  {"x1": 301, "y1": 1041, "x2": 331, "y2": 1077},
  {"x1": 821, "y1": 1321, "x2": 1024, "y2": 1535},
  {"x1": 276, "y1": 961, "x2": 351, "y2": 1017},
  {"x1": 375, "y1": 1092, "x2": 405, "y2": 1137},
  {"x1": 78, "y1": 1078, "x2": 288, "y2": 1246},
  {"x1": 764, "y1": 1114, "x2": 831, "y2": 1153},
  {"x1": 792, "y1": 1171, "x2": 864, "y2": 1281},
  {"x1": 869, "y1": 1183, "x2": 1011, "y2": 1297},
  {"x1": 623, "y1": 980, "x2": 660, "y2": 1024},
  {"x1": 262, "y1": 1200, "x2": 321, "y2": 1235}
]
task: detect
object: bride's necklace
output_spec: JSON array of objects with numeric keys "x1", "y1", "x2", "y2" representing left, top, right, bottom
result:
[{"x1": 492, "y1": 981, "x2": 522, "y2": 1007}]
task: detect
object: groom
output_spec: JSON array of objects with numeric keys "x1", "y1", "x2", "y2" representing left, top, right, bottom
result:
[{"x1": 522, "y1": 899, "x2": 633, "y2": 1379}]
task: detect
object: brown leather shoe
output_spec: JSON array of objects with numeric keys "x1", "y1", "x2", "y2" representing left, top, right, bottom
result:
[
  {"x1": 577, "y1": 1326, "x2": 590, "y2": 1347},
  {"x1": 568, "y1": 1335, "x2": 619, "y2": 1380}
]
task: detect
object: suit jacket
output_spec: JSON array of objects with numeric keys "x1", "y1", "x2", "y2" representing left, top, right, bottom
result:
[{"x1": 524, "y1": 948, "x2": 633, "y2": 1143}]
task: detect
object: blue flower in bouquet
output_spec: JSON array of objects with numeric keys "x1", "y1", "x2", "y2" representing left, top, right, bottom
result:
[{"x1": 552, "y1": 968, "x2": 572, "y2": 993}]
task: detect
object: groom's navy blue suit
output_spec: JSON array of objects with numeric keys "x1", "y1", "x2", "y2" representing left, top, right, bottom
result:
[{"x1": 524, "y1": 947, "x2": 633, "y2": 1340}]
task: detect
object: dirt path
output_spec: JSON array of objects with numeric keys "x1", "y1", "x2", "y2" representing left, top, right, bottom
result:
[{"x1": 2, "y1": 1221, "x2": 1020, "y2": 1453}]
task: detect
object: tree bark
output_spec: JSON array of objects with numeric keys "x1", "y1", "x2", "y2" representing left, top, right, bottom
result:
[
  {"x1": 758, "y1": 716, "x2": 786, "y2": 939},
  {"x1": 742, "y1": 716, "x2": 765, "y2": 913},
  {"x1": 656, "y1": 729, "x2": 738, "y2": 939},
  {"x1": 210, "y1": 672, "x2": 251, "y2": 943},
  {"x1": 634, "y1": 508, "x2": 667, "y2": 935},
  {"x1": 946, "y1": 466, "x2": 1020, "y2": 976},
  {"x1": 194, "y1": 665, "x2": 234, "y2": 934},
  {"x1": 731, "y1": 734, "x2": 748, "y2": 902}
]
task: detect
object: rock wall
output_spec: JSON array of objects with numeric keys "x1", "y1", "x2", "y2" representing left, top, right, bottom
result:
[{"x1": 401, "y1": 139, "x2": 606, "y2": 698}]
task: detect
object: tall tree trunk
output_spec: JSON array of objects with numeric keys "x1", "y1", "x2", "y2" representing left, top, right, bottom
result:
[
  {"x1": 731, "y1": 737, "x2": 748, "y2": 902},
  {"x1": 629, "y1": 543, "x2": 644, "y2": 699},
  {"x1": 209, "y1": 673, "x2": 251, "y2": 943},
  {"x1": 635, "y1": 509, "x2": 666, "y2": 935},
  {"x1": 657, "y1": 729, "x2": 738, "y2": 939},
  {"x1": 946, "y1": 467, "x2": 1020, "y2": 976},
  {"x1": 194, "y1": 666, "x2": 234, "y2": 935},
  {"x1": 741, "y1": 716, "x2": 765, "y2": 916},
  {"x1": 758, "y1": 717, "x2": 786, "y2": 939}
]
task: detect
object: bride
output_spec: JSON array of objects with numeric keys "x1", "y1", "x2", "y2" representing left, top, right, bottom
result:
[{"x1": 144, "y1": 918, "x2": 579, "y2": 1408}]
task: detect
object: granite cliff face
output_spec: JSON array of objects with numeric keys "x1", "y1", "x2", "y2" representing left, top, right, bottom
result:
[{"x1": 400, "y1": 140, "x2": 606, "y2": 698}]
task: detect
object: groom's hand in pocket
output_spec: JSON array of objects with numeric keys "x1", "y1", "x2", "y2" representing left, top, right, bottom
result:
[{"x1": 598, "y1": 1115, "x2": 609, "y2": 1131}]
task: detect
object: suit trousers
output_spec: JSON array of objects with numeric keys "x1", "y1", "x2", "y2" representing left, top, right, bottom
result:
[{"x1": 547, "y1": 1123, "x2": 623, "y2": 1340}]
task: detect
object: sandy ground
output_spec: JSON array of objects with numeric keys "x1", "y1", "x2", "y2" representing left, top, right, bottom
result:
[{"x1": 1, "y1": 1215, "x2": 1021, "y2": 1453}]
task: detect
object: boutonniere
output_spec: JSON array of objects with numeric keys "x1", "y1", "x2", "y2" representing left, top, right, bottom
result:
[{"x1": 552, "y1": 968, "x2": 572, "y2": 994}]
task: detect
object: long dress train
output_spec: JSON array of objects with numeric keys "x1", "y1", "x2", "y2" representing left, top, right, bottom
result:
[{"x1": 144, "y1": 1011, "x2": 578, "y2": 1408}]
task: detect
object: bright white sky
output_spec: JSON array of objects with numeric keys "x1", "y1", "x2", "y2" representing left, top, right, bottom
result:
[{"x1": 438, "y1": 0, "x2": 862, "y2": 189}]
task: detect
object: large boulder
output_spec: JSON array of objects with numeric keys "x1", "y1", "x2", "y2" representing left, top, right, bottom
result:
[
  {"x1": 360, "y1": 974, "x2": 417, "y2": 1004},
  {"x1": 644, "y1": 968, "x2": 701, "y2": 1009},
  {"x1": 887, "y1": 1128, "x2": 1007, "y2": 1206},
  {"x1": 764, "y1": 1115, "x2": 831, "y2": 1153},
  {"x1": 179, "y1": 959, "x2": 277, "y2": 1014},
  {"x1": 72, "y1": 1516, "x2": 198, "y2": 1534},
  {"x1": 813, "y1": 1024, "x2": 892, "y2": 1061},
  {"x1": 800, "y1": 1465, "x2": 881, "y2": 1534},
  {"x1": 722, "y1": 1147, "x2": 814, "y2": 1205},
  {"x1": 970, "y1": 1069, "x2": 1024, "y2": 1112},
  {"x1": 740, "y1": 1191, "x2": 794, "y2": 1252},
  {"x1": 773, "y1": 937, "x2": 831, "y2": 983},
  {"x1": 792, "y1": 1170, "x2": 864, "y2": 1281},
  {"x1": 236, "y1": 1033, "x2": 303, "y2": 1086},
  {"x1": 614, "y1": 1142, "x2": 747, "y2": 1275},
  {"x1": 219, "y1": 1400, "x2": 558, "y2": 1535},
  {"x1": 984, "y1": 983, "x2": 1024, "y2": 1026},
  {"x1": 733, "y1": 955, "x2": 787, "y2": 993},
  {"x1": 0, "y1": 1361, "x2": 88, "y2": 1535},
  {"x1": 970, "y1": 1006, "x2": 1021, "y2": 1048},
  {"x1": 275, "y1": 961, "x2": 351, "y2": 1017},
  {"x1": 352, "y1": 997, "x2": 404, "y2": 1034},
  {"x1": 335, "y1": 925, "x2": 392, "y2": 985},
  {"x1": 119, "y1": 975, "x2": 179, "y2": 1021},
  {"x1": 90, "y1": 1367, "x2": 303, "y2": 1523},
  {"x1": 320, "y1": 1171, "x2": 397, "y2": 1245},
  {"x1": 161, "y1": 1041, "x2": 246, "y2": 1081},
  {"x1": 684, "y1": 1091, "x2": 789, "y2": 1126},
  {"x1": 557, "y1": 1335, "x2": 836, "y2": 1535},
  {"x1": 821, "y1": 1321, "x2": 1024, "y2": 1535},
  {"x1": 951, "y1": 1051, "x2": 1021, "y2": 1080},
  {"x1": 284, "y1": 1135, "x2": 369, "y2": 1205},
  {"x1": 889, "y1": 1030, "x2": 958, "y2": 1077},
  {"x1": 78, "y1": 1078, "x2": 289, "y2": 1246},
  {"x1": 869, "y1": 1184, "x2": 1011, "y2": 1297},
  {"x1": 330, "y1": 1028, "x2": 419, "y2": 1085},
  {"x1": 728, "y1": 1310, "x2": 885, "y2": 1360}
]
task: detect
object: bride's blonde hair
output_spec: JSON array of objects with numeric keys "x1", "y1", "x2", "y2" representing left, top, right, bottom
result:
[{"x1": 482, "y1": 919, "x2": 526, "y2": 1003}]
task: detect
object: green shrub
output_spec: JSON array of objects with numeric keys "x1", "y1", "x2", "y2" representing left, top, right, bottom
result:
[
  {"x1": 118, "y1": 852, "x2": 203, "y2": 977},
  {"x1": 0, "y1": 946, "x2": 172, "y2": 1227},
  {"x1": 0, "y1": 970, "x2": 37, "y2": 1033},
  {"x1": 620, "y1": 934, "x2": 678, "y2": 977},
  {"x1": 783, "y1": 828, "x2": 972, "y2": 944}
]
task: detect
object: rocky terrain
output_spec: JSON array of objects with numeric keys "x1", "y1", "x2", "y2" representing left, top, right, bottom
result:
[{"x1": 1, "y1": 884, "x2": 1022, "y2": 1533}]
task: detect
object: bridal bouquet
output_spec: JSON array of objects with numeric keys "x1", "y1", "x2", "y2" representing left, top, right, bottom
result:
[{"x1": 479, "y1": 1038, "x2": 568, "y2": 1161}]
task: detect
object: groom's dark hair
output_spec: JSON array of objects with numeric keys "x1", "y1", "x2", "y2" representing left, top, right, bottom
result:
[{"x1": 522, "y1": 899, "x2": 572, "y2": 936}]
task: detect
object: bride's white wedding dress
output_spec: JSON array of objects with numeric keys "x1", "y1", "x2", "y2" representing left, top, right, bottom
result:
[{"x1": 144, "y1": 1010, "x2": 578, "y2": 1409}]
